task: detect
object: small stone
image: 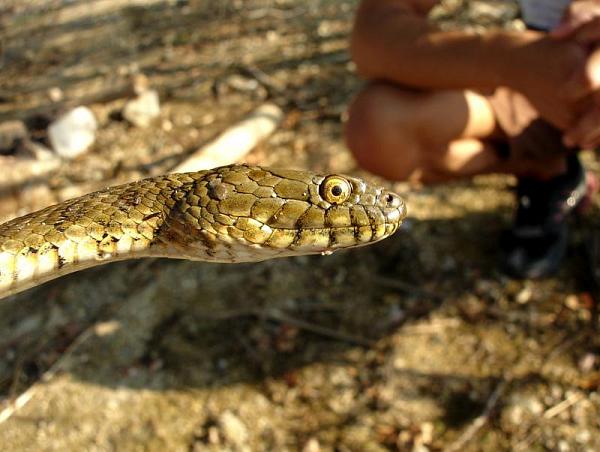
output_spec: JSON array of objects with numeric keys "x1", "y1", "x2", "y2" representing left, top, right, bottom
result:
[
  {"x1": 516, "y1": 285, "x2": 533, "y2": 304},
  {"x1": 266, "y1": 30, "x2": 279, "y2": 42},
  {"x1": 47, "y1": 86, "x2": 64, "y2": 102},
  {"x1": 565, "y1": 294, "x2": 580, "y2": 310},
  {"x1": 226, "y1": 74, "x2": 259, "y2": 92},
  {"x1": 419, "y1": 422, "x2": 434, "y2": 445},
  {"x1": 471, "y1": 0, "x2": 514, "y2": 21},
  {"x1": 506, "y1": 392, "x2": 544, "y2": 425},
  {"x1": 48, "y1": 106, "x2": 97, "y2": 159},
  {"x1": 523, "y1": 396, "x2": 544, "y2": 415},
  {"x1": 218, "y1": 410, "x2": 248, "y2": 448},
  {"x1": 122, "y1": 89, "x2": 160, "y2": 128},
  {"x1": 0, "y1": 120, "x2": 28, "y2": 155},
  {"x1": 302, "y1": 438, "x2": 321, "y2": 452},
  {"x1": 578, "y1": 352, "x2": 597, "y2": 372},
  {"x1": 207, "y1": 426, "x2": 220, "y2": 444},
  {"x1": 576, "y1": 430, "x2": 591, "y2": 444},
  {"x1": 161, "y1": 119, "x2": 173, "y2": 131},
  {"x1": 558, "y1": 440, "x2": 570, "y2": 452}
]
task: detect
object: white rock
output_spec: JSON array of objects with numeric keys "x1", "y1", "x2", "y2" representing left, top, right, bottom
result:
[
  {"x1": 48, "y1": 106, "x2": 97, "y2": 159},
  {"x1": 122, "y1": 89, "x2": 160, "y2": 128},
  {"x1": 218, "y1": 410, "x2": 248, "y2": 448},
  {"x1": 302, "y1": 438, "x2": 321, "y2": 452}
]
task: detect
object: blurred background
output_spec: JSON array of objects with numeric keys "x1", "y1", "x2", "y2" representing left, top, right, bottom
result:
[{"x1": 0, "y1": 0, "x2": 599, "y2": 450}]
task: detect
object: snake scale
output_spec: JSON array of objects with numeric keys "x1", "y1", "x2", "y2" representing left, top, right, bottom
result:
[{"x1": 0, "y1": 164, "x2": 406, "y2": 298}]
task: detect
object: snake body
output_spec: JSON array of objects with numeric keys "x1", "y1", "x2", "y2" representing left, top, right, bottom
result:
[{"x1": 0, "y1": 164, "x2": 406, "y2": 298}]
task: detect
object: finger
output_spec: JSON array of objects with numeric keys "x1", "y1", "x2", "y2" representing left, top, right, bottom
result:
[
  {"x1": 562, "y1": 48, "x2": 600, "y2": 101},
  {"x1": 551, "y1": 19, "x2": 584, "y2": 39},
  {"x1": 572, "y1": 17, "x2": 600, "y2": 43},
  {"x1": 551, "y1": 5, "x2": 600, "y2": 38},
  {"x1": 582, "y1": 129, "x2": 600, "y2": 148},
  {"x1": 562, "y1": 68, "x2": 594, "y2": 101}
]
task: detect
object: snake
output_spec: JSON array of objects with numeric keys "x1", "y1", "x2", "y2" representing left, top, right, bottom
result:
[{"x1": 0, "y1": 164, "x2": 407, "y2": 299}]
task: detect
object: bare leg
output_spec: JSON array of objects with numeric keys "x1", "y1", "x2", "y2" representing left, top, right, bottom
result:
[{"x1": 344, "y1": 82, "x2": 566, "y2": 184}]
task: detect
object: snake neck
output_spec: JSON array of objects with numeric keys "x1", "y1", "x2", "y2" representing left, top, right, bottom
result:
[{"x1": 0, "y1": 175, "x2": 197, "y2": 298}]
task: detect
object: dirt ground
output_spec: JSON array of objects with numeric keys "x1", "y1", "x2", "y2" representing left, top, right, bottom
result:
[{"x1": 0, "y1": 0, "x2": 599, "y2": 450}]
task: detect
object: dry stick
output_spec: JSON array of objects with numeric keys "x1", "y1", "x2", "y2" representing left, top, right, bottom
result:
[
  {"x1": 0, "y1": 145, "x2": 61, "y2": 192},
  {"x1": 173, "y1": 103, "x2": 283, "y2": 173},
  {"x1": 203, "y1": 308, "x2": 375, "y2": 347},
  {"x1": 263, "y1": 309, "x2": 375, "y2": 348},
  {"x1": 443, "y1": 379, "x2": 508, "y2": 452},
  {"x1": 375, "y1": 276, "x2": 442, "y2": 301},
  {"x1": 543, "y1": 392, "x2": 585, "y2": 419}
]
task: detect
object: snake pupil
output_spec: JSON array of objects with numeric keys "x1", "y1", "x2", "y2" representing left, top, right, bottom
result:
[{"x1": 331, "y1": 185, "x2": 343, "y2": 197}]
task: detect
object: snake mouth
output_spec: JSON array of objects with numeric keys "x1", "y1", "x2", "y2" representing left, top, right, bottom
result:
[{"x1": 260, "y1": 218, "x2": 404, "y2": 253}]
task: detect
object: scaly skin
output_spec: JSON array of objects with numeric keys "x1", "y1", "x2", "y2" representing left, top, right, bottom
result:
[{"x1": 0, "y1": 164, "x2": 407, "y2": 298}]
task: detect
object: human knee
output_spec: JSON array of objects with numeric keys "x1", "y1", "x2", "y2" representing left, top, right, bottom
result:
[{"x1": 345, "y1": 83, "x2": 420, "y2": 179}]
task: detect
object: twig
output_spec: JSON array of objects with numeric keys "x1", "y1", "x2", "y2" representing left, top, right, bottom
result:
[
  {"x1": 399, "y1": 318, "x2": 461, "y2": 335},
  {"x1": 197, "y1": 307, "x2": 375, "y2": 347},
  {"x1": 443, "y1": 379, "x2": 508, "y2": 452},
  {"x1": 237, "y1": 64, "x2": 285, "y2": 96},
  {"x1": 375, "y1": 276, "x2": 443, "y2": 301},
  {"x1": 264, "y1": 309, "x2": 375, "y2": 348},
  {"x1": 543, "y1": 392, "x2": 585, "y2": 419}
]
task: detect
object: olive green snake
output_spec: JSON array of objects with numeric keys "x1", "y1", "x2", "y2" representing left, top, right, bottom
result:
[{"x1": 0, "y1": 164, "x2": 407, "y2": 298}]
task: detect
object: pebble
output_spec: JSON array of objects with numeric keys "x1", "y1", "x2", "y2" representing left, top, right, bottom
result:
[
  {"x1": 419, "y1": 422, "x2": 434, "y2": 445},
  {"x1": 48, "y1": 106, "x2": 97, "y2": 159},
  {"x1": 302, "y1": 438, "x2": 321, "y2": 452},
  {"x1": 515, "y1": 285, "x2": 533, "y2": 304},
  {"x1": 578, "y1": 352, "x2": 597, "y2": 372},
  {"x1": 122, "y1": 89, "x2": 161, "y2": 128},
  {"x1": 47, "y1": 86, "x2": 64, "y2": 102},
  {"x1": 565, "y1": 294, "x2": 580, "y2": 310},
  {"x1": 0, "y1": 120, "x2": 28, "y2": 155},
  {"x1": 558, "y1": 439, "x2": 571, "y2": 451},
  {"x1": 506, "y1": 393, "x2": 544, "y2": 424},
  {"x1": 576, "y1": 430, "x2": 591, "y2": 443},
  {"x1": 470, "y1": 0, "x2": 514, "y2": 21},
  {"x1": 218, "y1": 410, "x2": 249, "y2": 448}
]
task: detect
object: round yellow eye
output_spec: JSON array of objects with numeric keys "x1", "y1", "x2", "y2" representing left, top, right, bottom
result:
[{"x1": 319, "y1": 176, "x2": 352, "y2": 204}]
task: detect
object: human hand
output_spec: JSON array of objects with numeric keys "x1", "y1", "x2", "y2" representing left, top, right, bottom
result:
[
  {"x1": 551, "y1": 0, "x2": 600, "y2": 40},
  {"x1": 506, "y1": 34, "x2": 590, "y2": 130},
  {"x1": 555, "y1": 43, "x2": 600, "y2": 148}
]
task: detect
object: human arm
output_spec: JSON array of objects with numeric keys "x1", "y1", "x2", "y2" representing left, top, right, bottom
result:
[{"x1": 351, "y1": 0, "x2": 590, "y2": 129}]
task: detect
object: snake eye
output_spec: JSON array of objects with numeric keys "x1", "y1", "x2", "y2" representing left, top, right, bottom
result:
[{"x1": 319, "y1": 176, "x2": 352, "y2": 204}]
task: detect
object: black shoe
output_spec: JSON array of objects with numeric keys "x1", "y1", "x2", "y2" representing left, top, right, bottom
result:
[{"x1": 501, "y1": 155, "x2": 588, "y2": 278}]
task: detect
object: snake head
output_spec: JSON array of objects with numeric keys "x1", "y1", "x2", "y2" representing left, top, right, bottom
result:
[{"x1": 169, "y1": 165, "x2": 407, "y2": 262}]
